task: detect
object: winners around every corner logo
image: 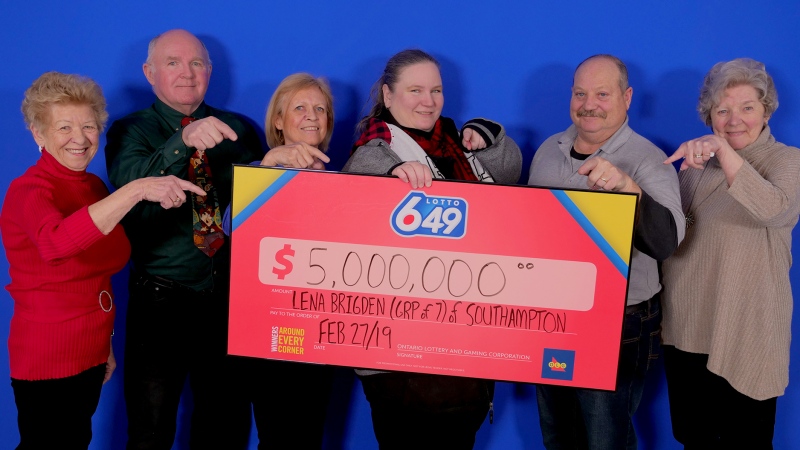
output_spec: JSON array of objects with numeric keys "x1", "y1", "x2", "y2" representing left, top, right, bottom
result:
[
  {"x1": 390, "y1": 191, "x2": 468, "y2": 239},
  {"x1": 541, "y1": 348, "x2": 576, "y2": 381},
  {"x1": 271, "y1": 326, "x2": 306, "y2": 355}
]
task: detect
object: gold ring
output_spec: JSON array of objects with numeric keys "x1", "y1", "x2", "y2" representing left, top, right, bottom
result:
[
  {"x1": 695, "y1": 154, "x2": 703, "y2": 158},
  {"x1": 173, "y1": 198, "x2": 180, "y2": 203},
  {"x1": 600, "y1": 177, "x2": 608, "y2": 182}
]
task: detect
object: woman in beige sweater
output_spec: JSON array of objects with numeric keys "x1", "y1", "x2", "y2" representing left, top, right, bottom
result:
[{"x1": 662, "y1": 58, "x2": 800, "y2": 449}]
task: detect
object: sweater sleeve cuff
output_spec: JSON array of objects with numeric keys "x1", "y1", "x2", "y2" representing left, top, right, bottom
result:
[
  {"x1": 63, "y1": 205, "x2": 106, "y2": 250},
  {"x1": 387, "y1": 162, "x2": 404, "y2": 175}
]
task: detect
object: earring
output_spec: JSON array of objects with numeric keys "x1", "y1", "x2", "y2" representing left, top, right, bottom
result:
[{"x1": 38, "y1": 145, "x2": 43, "y2": 153}]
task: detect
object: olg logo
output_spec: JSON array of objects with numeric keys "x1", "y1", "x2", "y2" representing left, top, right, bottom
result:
[
  {"x1": 391, "y1": 191, "x2": 467, "y2": 238},
  {"x1": 541, "y1": 349, "x2": 575, "y2": 381},
  {"x1": 548, "y1": 358, "x2": 567, "y2": 372}
]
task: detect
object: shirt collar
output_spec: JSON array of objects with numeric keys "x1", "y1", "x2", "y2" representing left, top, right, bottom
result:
[
  {"x1": 557, "y1": 116, "x2": 632, "y2": 158},
  {"x1": 153, "y1": 98, "x2": 210, "y2": 131}
]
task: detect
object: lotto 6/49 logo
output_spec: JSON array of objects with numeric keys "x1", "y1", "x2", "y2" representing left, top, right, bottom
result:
[{"x1": 391, "y1": 191, "x2": 467, "y2": 238}]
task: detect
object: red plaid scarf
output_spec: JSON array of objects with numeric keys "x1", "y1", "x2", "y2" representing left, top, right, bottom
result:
[{"x1": 352, "y1": 112, "x2": 478, "y2": 181}]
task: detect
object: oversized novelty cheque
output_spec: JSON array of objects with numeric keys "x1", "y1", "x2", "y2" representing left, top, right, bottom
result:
[{"x1": 228, "y1": 166, "x2": 637, "y2": 389}]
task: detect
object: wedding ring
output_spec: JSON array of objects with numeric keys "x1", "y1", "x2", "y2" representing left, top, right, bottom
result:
[
  {"x1": 600, "y1": 177, "x2": 608, "y2": 182},
  {"x1": 173, "y1": 197, "x2": 180, "y2": 203},
  {"x1": 695, "y1": 154, "x2": 703, "y2": 158}
]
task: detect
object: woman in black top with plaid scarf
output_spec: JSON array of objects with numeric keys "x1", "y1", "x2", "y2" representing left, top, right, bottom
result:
[{"x1": 343, "y1": 49, "x2": 522, "y2": 450}]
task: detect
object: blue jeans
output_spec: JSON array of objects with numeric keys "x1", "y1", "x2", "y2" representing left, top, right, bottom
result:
[{"x1": 536, "y1": 295, "x2": 662, "y2": 450}]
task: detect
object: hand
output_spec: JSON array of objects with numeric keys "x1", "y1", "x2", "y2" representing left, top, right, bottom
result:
[
  {"x1": 261, "y1": 142, "x2": 330, "y2": 170},
  {"x1": 138, "y1": 175, "x2": 206, "y2": 209},
  {"x1": 462, "y1": 128, "x2": 487, "y2": 151},
  {"x1": 392, "y1": 162, "x2": 433, "y2": 189},
  {"x1": 577, "y1": 157, "x2": 640, "y2": 194},
  {"x1": 103, "y1": 343, "x2": 116, "y2": 384},
  {"x1": 181, "y1": 117, "x2": 238, "y2": 151},
  {"x1": 664, "y1": 134, "x2": 730, "y2": 171}
]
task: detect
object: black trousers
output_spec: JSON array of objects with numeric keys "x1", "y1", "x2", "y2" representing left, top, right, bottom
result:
[
  {"x1": 359, "y1": 372, "x2": 494, "y2": 450},
  {"x1": 238, "y1": 357, "x2": 334, "y2": 449},
  {"x1": 124, "y1": 273, "x2": 250, "y2": 450},
  {"x1": 663, "y1": 345, "x2": 777, "y2": 450},
  {"x1": 12, "y1": 363, "x2": 106, "y2": 450}
]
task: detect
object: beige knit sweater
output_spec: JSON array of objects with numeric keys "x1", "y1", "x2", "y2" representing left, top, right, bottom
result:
[{"x1": 662, "y1": 127, "x2": 800, "y2": 400}]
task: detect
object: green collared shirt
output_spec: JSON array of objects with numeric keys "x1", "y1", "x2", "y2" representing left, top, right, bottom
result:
[{"x1": 105, "y1": 99, "x2": 264, "y2": 289}]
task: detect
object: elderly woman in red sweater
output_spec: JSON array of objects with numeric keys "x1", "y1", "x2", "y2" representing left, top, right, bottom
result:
[{"x1": 0, "y1": 72, "x2": 204, "y2": 449}]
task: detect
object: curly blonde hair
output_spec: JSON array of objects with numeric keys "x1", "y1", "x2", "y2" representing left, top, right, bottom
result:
[{"x1": 21, "y1": 71, "x2": 108, "y2": 133}]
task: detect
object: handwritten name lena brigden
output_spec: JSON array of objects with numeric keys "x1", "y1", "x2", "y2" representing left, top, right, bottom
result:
[{"x1": 289, "y1": 289, "x2": 567, "y2": 333}]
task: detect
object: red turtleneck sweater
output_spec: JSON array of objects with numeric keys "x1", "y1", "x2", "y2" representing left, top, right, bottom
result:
[{"x1": 0, "y1": 150, "x2": 130, "y2": 380}]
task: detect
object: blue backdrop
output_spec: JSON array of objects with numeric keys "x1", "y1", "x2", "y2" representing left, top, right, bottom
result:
[{"x1": 1, "y1": 1, "x2": 799, "y2": 448}]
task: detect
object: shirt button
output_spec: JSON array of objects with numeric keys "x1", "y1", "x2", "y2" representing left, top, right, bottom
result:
[{"x1": 174, "y1": 149, "x2": 180, "y2": 155}]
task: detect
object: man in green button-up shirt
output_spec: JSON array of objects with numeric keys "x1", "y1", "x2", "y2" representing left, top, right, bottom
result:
[{"x1": 104, "y1": 29, "x2": 264, "y2": 450}]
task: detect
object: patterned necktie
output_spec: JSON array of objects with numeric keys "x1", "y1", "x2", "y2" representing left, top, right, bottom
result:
[{"x1": 183, "y1": 116, "x2": 225, "y2": 257}]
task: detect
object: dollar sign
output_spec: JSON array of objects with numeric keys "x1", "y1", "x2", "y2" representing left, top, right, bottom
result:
[{"x1": 272, "y1": 244, "x2": 295, "y2": 280}]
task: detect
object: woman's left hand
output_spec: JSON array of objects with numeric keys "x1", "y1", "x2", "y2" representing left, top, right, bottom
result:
[
  {"x1": 103, "y1": 343, "x2": 116, "y2": 384},
  {"x1": 462, "y1": 128, "x2": 487, "y2": 151},
  {"x1": 664, "y1": 133, "x2": 744, "y2": 185},
  {"x1": 664, "y1": 134, "x2": 731, "y2": 171}
]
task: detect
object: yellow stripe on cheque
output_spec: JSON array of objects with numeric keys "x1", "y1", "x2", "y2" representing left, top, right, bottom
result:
[
  {"x1": 231, "y1": 166, "x2": 286, "y2": 218},
  {"x1": 563, "y1": 190, "x2": 636, "y2": 262}
]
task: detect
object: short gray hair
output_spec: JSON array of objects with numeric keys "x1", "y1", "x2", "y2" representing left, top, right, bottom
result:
[
  {"x1": 575, "y1": 54, "x2": 629, "y2": 93},
  {"x1": 697, "y1": 58, "x2": 778, "y2": 126},
  {"x1": 144, "y1": 31, "x2": 212, "y2": 66}
]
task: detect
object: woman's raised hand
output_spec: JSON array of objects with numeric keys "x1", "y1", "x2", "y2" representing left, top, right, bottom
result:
[{"x1": 462, "y1": 128, "x2": 487, "y2": 151}]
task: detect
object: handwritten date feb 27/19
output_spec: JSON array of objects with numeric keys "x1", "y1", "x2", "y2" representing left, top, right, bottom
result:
[{"x1": 318, "y1": 319, "x2": 392, "y2": 350}]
